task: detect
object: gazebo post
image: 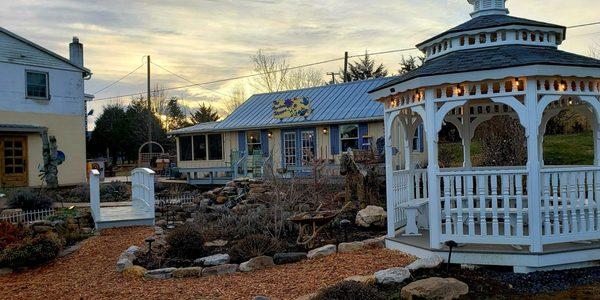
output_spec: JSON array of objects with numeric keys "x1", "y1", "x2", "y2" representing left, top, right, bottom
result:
[
  {"x1": 401, "y1": 117, "x2": 413, "y2": 170},
  {"x1": 424, "y1": 88, "x2": 441, "y2": 249},
  {"x1": 463, "y1": 103, "x2": 473, "y2": 168},
  {"x1": 384, "y1": 110, "x2": 398, "y2": 238},
  {"x1": 525, "y1": 78, "x2": 543, "y2": 253}
]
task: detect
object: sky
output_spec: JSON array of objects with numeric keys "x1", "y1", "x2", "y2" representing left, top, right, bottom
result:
[{"x1": 1, "y1": 0, "x2": 599, "y2": 129}]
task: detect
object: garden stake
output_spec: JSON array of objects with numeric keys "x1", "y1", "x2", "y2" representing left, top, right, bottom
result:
[{"x1": 445, "y1": 240, "x2": 458, "y2": 273}]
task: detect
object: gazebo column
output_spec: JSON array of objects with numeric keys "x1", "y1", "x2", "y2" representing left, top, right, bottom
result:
[
  {"x1": 525, "y1": 79, "x2": 543, "y2": 253},
  {"x1": 385, "y1": 109, "x2": 401, "y2": 238},
  {"x1": 424, "y1": 88, "x2": 441, "y2": 249},
  {"x1": 463, "y1": 104, "x2": 473, "y2": 168},
  {"x1": 401, "y1": 117, "x2": 413, "y2": 170}
]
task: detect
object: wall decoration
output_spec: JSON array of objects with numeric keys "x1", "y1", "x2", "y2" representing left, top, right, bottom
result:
[{"x1": 272, "y1": 97, "x2": 311, "y2": 119}]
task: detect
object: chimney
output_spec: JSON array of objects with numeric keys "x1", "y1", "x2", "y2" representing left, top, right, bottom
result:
[{"x1": 69, "y1": 36, "x2": 84, "y2": 68}]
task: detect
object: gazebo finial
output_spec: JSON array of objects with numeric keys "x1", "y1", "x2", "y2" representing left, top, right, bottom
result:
[{"x1": 467, "y1": 0, "x2": 509, "y2": 18}]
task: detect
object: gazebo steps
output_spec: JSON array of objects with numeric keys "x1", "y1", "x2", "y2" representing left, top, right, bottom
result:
[{"x1": 95, "y1": 206, "x2": 154, "y2": 230}]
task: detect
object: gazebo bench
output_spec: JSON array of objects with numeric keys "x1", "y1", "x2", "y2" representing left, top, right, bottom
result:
[{"x1": 399, "y1": 198, "x2": 429, "y2": 236}]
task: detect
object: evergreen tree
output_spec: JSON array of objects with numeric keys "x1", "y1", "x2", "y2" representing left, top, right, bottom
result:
[
  {"x1": 190, "y1": 103, "x2": 220, "y2": 124},
  {"x1": 88, "y1": 104, "x2": 129, "y2": 162},
  {"x1": 345, "y1": 51, "x2": 388, "y2": 82},
  {"x1": 398, "y1": 55, "x2": 425, "y2": 75},
  {"x1": 165, "y1": 97, "x2": 190, "y2": 130}
]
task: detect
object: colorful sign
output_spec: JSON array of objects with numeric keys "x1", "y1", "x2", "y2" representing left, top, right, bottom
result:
[{"x1": 272, "y1": 97, "x2": 311, "y2": 119}]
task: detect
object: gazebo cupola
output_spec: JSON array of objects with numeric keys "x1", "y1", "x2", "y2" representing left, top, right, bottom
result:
[{"x1": 468, "y1": 0, "x2": 508, "y2": 18}]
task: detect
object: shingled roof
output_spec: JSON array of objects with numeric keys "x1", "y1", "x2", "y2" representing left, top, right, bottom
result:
[
  {"x1": 417, "y1": 15, "x2": 565, "y2": 47},
  {"x1": 371, "y1": 45, "x2": 600, "y2": 93}
]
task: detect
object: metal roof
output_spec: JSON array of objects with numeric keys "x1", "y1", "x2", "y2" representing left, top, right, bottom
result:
[
  {"x1": 417, "y1": 15, "x2": 565, "y2": 48},
  {"x1": 371, "y1": 45, "x2": 600, "y2": 93},
  {"x1": 170, "y1": 78, "x2": 390, "y2": 135}
]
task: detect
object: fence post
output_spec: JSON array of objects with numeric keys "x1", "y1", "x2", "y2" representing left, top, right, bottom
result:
[{"x1": 90, "y1": 169, "x2": 101, "y2": 227}]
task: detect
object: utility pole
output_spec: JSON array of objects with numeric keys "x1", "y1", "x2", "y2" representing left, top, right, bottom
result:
[
  {"x1": 326, "y1": 72, "x2": 339, "y2": 84},
  {"x1": 147, "y1": 55, "x2": 153, "y2": 157},
  {"x1": 343, "y1": 51, "x2": 349, "y2": 82}
]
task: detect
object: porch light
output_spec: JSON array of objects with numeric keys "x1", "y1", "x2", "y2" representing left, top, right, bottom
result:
[
  {"x1": 568, "y1": 98, "x2": 574, "y2": 105},
  {"x1": 322, "y1": 127, "x2": 328, "y2": 135},
  {"x1": 268, "y1": 131, "x2": 273, "y2": 139}
]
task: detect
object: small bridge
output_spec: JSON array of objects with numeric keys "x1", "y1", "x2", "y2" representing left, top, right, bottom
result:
[{"x1": 90, "y1": 168, "x2": 155, "y2": 229}]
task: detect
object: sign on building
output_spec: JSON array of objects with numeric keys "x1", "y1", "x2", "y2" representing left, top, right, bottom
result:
[{"x1": 272, "y1": 97, "x2": 311, "y2": 119}]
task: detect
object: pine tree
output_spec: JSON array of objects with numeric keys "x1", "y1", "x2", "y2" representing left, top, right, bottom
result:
[
  {"x1": 398, "y1": 55, "x2": 425, "y2": 75},
  {"x1": 345, "y1": 51, "x2": 388, "y2": 82},
  {"x1": 190, "y1": 103, "x2": 220, "y2": 124},
  {"x1": 165, "y1": 97, "x2": 190, "y2": 130}
]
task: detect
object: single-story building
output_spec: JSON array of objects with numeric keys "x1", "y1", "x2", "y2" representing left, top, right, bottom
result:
[{"x1": 170, "y1": 77, "x2": 425, "y2": 184}]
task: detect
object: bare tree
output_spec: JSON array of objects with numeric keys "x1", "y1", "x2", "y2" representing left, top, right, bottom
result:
[
  {"x1": 589, "y1": 41, "x2": 600, "y2": 59},
  {"x1": 150, "y1": 84, "x2": 169, "y2": 117},
  {"x1": 282, "y1": 68, "x2": 325, "y2": 90},
  {"x1": 250, "y1": 49, "x2": 325, "y2": 93},
  {"x1": 224, "y1": 83, "x2": 247, "y2": 116}
]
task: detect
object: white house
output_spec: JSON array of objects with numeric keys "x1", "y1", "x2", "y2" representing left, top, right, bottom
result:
[
  {"x1": 0, "y1": 27, "x2": 91, "y2": 187},
  {"x1": 370, "y1": 0, "x2": 600, "y2": 272}
]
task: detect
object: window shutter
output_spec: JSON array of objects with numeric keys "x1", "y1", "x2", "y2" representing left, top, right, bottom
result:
[
  {"x1": 260, "y1": 130, "x2": 269, "y2": 156},
  {"x1": 418, "y1": 124, "x2": 425, "y2": 152},
  {"x1": 358, "y1": 123, "x2": 369, "y2": 150},
  {"x1": 330, "y1": 125, "x2": 339, "y2": 155},
  {"x1": 238, "y1": 131, "x2": 246, "y2": 154}
]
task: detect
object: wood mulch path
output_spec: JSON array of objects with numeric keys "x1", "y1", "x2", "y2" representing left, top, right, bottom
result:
[{"x1": 0, "y1": 227, "x2": 414, "y2": 300}]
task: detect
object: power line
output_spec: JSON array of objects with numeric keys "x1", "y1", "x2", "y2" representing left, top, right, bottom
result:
[
  {"x1": 92, "y1": 62, "x2": 146, "y2": 95},
  {"x1": 568, "y1": 21, "x2": 600, "y2": 29},
  {"x1": 150, "y1": 61, "x2": 229, "y2": 97}
]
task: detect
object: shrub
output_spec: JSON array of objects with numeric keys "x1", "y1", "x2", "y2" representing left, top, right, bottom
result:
[
  {"x1": 313, "y1": 281, "x2": 385, "y2": 300},
  {"x1": 68, "y1": 184, "x2": 89, "y2": 202},
  {"x1": 7, "y1": 189, "x2": 54, "y2": 210},
  {"x1": 100, "y1": 181, "x2": 130, "y2": 202},
  {"x1": 0, "y1": 233, "x2": 64, "y2": 268},
  {"x1": 0, "y1": 221, "x2": 24, "y2": 251},
  {"x1": 166, "y1": 224, "x2": 205, "y2": 259},
  {"x1": 228, "y1": 234, "x2": 282, "y2": 263}
]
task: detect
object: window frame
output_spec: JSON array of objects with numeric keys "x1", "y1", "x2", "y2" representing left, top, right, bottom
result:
[
  {"x1": 25, "y1": 70, "x2": 50, "y2": 100},
  {"x1": 178, "y1": 136, "x2": 193, "y2": 161},
  {"x1": 246, "y1": 130, "x2": 262, "y2": 155},
  {"x1": 207, "y1": 133, "x2": 224, "y2": 161},
  {"x1": 192, "y1": 134, "x2": 207, "y2": 161},
  {"x1": 339, "y1": 124, "x2": 359, "y2": 153}
]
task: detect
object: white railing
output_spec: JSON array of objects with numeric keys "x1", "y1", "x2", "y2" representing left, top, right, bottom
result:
[
  {"x1": 156, "y1": 194, "x2": 194, "y2": 206},
  {"x1": 131, "y1": 168, "x2": 156, "y2": 217},
  {"x1": 233, "y1": 152, "x2": 249, "y2": 179},
  {"x1": 90, "y1": 169, "x2": 101, "y2": 222},
  {"x1": 391, "y1": 169, "x2": 428, "y2": 229},
  {"x1": 540, "y1": 166, "x2": 600, "y2": 245},
  {"x1": 437, "y1": 168, "x2": 530, "y2": 245},
  {"x1": 0, "y1": 208, "x2": 56, "y2": 223}
]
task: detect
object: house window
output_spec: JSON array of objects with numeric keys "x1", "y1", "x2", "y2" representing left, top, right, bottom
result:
[
  {"x1": 246, "y1": 130, "x2": 262, "y2": 154},
  {"x1": 193, "y1": 135, "x2": 207, "y2": 161},
  {"x1": 207, "y1": 134, "x2": 223, "y2": 160},
  {"x1": 412, "y1": 125, "x2": 424, "y2": 153},
  {"x1": 300, "y1": 130, "x2": 315, "y2": 165},
  {"x1": 179, "y1": 136, "x2": 192, "y2": 161},
  {"x1": 283, "y1": 132, "x2": 297, "y2": 167},
  {"x1": 26, "y1": 71, "x2": 49, "y2": 99},
  {"x1": 340, "y1": 124, "x2": 359, "y2": 152}
]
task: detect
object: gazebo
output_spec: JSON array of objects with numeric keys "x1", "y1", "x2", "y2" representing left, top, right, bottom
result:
[{"x1": 370, "y1": 0, "x2": 600, "y2": 272}]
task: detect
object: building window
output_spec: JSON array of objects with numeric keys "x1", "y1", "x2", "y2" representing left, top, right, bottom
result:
[
  {"x1": 193, "y1": 135, "x2": 207, "y2": 161},
  {"x1": 179, "y1": 136, "x2": 192, "y2": 161},
  {"x1": 26, "y1": 71, "x2": 49, "y2": 99},
  {"x1": 340, "y1": 124, "x2": 359, "y2": 152},
  {"x1": 246, "y1": 130, "x2": 262, "y2": 154},
  {"x1": 207, "y1": 134, "x2": 223, "y2": 160},
  {"x1": 412, "y1": 125, "x2": 424, "y2": 153},
  {"x1": 300, "y1": 130, "x2": 315, "y2": 165},
  {"x1": 283, "y1": 132, "x2": 297, "y2": 167}
]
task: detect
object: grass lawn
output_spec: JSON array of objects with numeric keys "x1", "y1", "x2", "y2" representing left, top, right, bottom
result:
[{"x1": 438, "y1": 132, "x2": 594, "y2": 167}]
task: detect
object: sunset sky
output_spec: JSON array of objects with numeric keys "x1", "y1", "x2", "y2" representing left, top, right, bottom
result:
[{"x1": 2, "y1": 0, "x2": 599, "y2": 128}]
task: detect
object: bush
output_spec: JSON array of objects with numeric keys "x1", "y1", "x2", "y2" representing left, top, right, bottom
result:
[
  {"x1": 166, "y1": 224, "x2": 205, "y2": 259},
  {"x1": 228, "y1": 234, "x2": 282, "y2": 263},
  {"x1": 100, "y1": 181, "x2": 130, "y2": 202},
  {"x1": 0, "y1": 233, "x2": 64, "y2": 268},
  {"x1": 68, "y1": 184, "x2": 89, "y2": 202},
  {"x1": 0, "y1": 221, "x2": 25, "y2": 251},
  {"x1": 7, "y1": 189, "x2": 54, "y2": 210},
  {"x1": 313, "y1": 281, "x2": 385, "y2": 300}
]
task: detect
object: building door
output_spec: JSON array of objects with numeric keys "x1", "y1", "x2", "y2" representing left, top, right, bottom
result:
[
  {"x1": 283, "y1": 131, "x2": 297, "y2": 168},
  {"x1": 300, "y1": 130, "x2": 316, "y2": 166},
  {"x1": 0, "y1": 136, "x2": 28, "y2": 187}
]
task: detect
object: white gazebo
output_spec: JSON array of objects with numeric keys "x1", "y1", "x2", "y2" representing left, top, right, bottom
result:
[{"x1": 370, "y1": 0, "x2": 600, "y2": 272}]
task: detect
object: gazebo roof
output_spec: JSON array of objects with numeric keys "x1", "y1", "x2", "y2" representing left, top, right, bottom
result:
[
  {"x1": 371, "y1": 45, "x2": 600, "y2": 93},
  {"x1": 417, "y1": 15, "x2": 565, "y2": 48}
]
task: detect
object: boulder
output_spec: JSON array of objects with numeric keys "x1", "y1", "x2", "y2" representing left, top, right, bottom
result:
[
  {"x1": 337, "y1": 241, "x2": 365, "y2": 253},
  {"x1": 194, "y1": 253, "x2": 230, "y2": 267},
  {"x1": 249, "y1": 187, "x2": 267, "y2": 194},
  {"x1": 119, "y1": 251, "x2": 135, "y2": 262},
  {"x1": 273, "y1": 252, "x2": 307, "y2": 265},
  {"x1": 307, "y1": 244, "x2": 337, "y2": 259},
  {"x1": 32, "y1": 225, "x2": 53, "y2": 233},
  {"x1": 122, "y1": 266, "x2": 147, "y2": 278},
  {"x1": 252, "y1": 296, "x2": 270, "y2": 300},
  {"x1": 362, "y1": 236, "x2": 386, "y2": 248},
  {"x1": 201, "y1": 264, "x2": 238, "y2": 276},
  {"x1": 407, "y1": 255, "x2": 444, "y2": 271},
  {"x1": 356, "y1": 206, "x2": 387, "y2": 228},
  {"x1": 156, "y1": 219, "x2": 167, "y2": 227},
  {"x1": 116, "y1": 258, "x2": 133, "y2": 272},
  {"x1": 172, "y1": 267, "x2": 202, "y2": 278},
  {"x1": 145, "y1": 267, "x2": 177, "y2": 279},
  {"x1": 344, "y1": 274, "x2": 376, "y2": 285},
  {"x1": 0, "y1": 268, "x2": 12, "y2": 276},
  {"x1": 374, "y1": 267, "x2": 410, "y2": 285},
  {"x1": 204, "y1": 239, "x2": 229, "y2": 247},
  {"x1": 239, "y1": 256, "x2": 275, "y2": 272},
  {"x1": 295, "y1": 293, "x2": 317, "y2": 300},
  {"x1": 215, "y1": 196, "x2": 228, "y2": 204},
  {"x1": 400, "y1": 277, "x2": 469, "y2": 300}
]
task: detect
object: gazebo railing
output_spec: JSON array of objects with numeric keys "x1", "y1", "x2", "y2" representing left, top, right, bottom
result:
[
  {"x1": 437, "y1": 168, "x2": 531, "y2": 245},
  {"x1": 391, "y1": 169, "x2": 427, "y2": 228}
]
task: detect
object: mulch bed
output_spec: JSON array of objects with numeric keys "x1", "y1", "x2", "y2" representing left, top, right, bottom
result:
[{"x1": 0, "y1": 227, "x2": 414, "y2": 300}]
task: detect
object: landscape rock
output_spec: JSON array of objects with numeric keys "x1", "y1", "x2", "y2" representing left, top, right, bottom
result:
[
  {"x1": 400, "y1": 277, "x2": 469, "y2": 300},
  {"x1": 215, "y1": 196, "x2": 228, "y2": 204},
  {"x1": 307, "y1": 244, "x2": 337, "y2": 259},
  {"x1": 194, "y1": 253, "x2": 230, "y2": 267},
  {"x1": 126, "y1": 245, "x2": 142, "y2": 257},
  {"x1": 345, "y1": 274, "x2": 376, "y2": 285},
  {"x1": 59, "y1": 244, "x2": 82, "y2": 258},
  {"x1": 295, "y1": 293, "x2": 317, "y2": 300},
  {"x1": 407, "y1": 255, "x2": 444, "y2": 271},
  {"x1": 204, "y1": 239, "x2": 228, "y2": 247},
  {"x1": 116, "y1": 258, "x2": 133, "y2": 272},
  {"x1": 201, "y1": 264, "x2": 238, "y2": 276},
  {"x1": 172, "y1": 267, "x2": 202, "y2": 278},
  {"x1": 239, "y1": 256, "x2": 275, "y2": 272},
  {"x1": 374, "y1": 267, "x2": 410, "y2": 285},
  {"x1": 252, "y1": 296, "x2": 269, "y2": 300},
  {"x1": 273, "y1": 252, "x2": 307, "y2": 265},
  {"x1": 356, "y1": 206, "x2": 387, "y2": 228},
  {"x1": 156, "y1": 219, "x2": 167, "y2": 227},
  {"x1": 122, "y1": 265, "x2": 147, "y2": 278},
  {"x1": 0, "y1": 268, "x2": 12, "y2": 276},
  {"x1": 32, "y1": 225, "x2": 53, "y2": 233},
  {"x1": 145, "y1": 267, "x2": 177, "y2": 279},
  {"x1": 362, "y1": 236, "x2": 386, "y2": 248},
  {"x1": 337, "y1": 241, "x2": 365, "y2": 253}
]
